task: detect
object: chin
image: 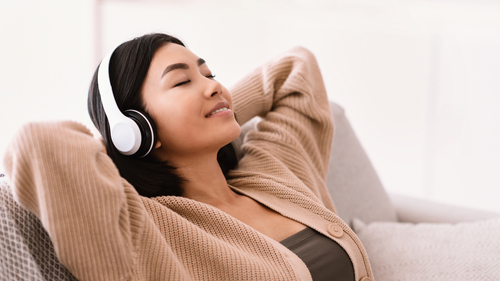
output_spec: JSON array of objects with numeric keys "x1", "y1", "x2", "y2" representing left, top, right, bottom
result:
[
  {"x1": 205, "y1": 120, "x2": 242, "y2": 152},
  {"x1": 223, "y1": 123, "x2": 242, "y2": 147},
  {"x1": 229, "y1": 122, "x2": 242, "y2": 141}
]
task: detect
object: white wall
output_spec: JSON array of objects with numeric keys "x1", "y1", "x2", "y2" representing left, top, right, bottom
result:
[
  {"x1": 1, "y1": 0, "x2": 499, "y2": 212},
  {"x1": 0, "y1": 0, "x2": 94, "y2": 159}
]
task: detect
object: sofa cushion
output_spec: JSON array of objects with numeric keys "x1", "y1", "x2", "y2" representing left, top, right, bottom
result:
[
  {"x1": 326, "y1": 102, "x2": 397, "y2": 226},
  {"x1": 353, "y1": 218, "x2": 500, "y2": 280},
  {"x1": 391, "y1": 193, "x2": 500, "y2": 223},
  {"x1": 0, "y1": 176, "x2": 77, "y2": 281}
]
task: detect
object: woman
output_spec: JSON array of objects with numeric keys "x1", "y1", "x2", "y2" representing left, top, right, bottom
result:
[{"x1": 4, "y1": 33, "x2": 373, "y2": 280}]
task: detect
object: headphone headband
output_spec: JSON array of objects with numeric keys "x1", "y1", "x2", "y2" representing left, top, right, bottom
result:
[{"x1": 97, "y1": 47, "x2": 153, "y2": 157}]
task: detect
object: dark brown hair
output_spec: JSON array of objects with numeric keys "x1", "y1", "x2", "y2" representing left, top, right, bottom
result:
[{"x1": 88, "y1": 33, "x2": 237, "y2": 197}]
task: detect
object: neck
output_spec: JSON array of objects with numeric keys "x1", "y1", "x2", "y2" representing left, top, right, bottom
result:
[{"x1": 175, "y1": 152, "x2": 239, "y2": 207}]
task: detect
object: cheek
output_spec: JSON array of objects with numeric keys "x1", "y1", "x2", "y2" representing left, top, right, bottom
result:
[
  {"x1": 222, "y1": 86, "x2": 233, "y2": 107},
  {"x1": 157, "y1": 109, "x2": 196, "y2": 139},
  {"x1": 152, "y1": 101, "x2": 204, "y2": 148}
]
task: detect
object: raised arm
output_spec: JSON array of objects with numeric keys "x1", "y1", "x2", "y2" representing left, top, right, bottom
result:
[
  {"x1": 230, "y1": 47, "x2": 335, "y2": 211},
  {"x1": 3, "y1": 121, "x2": 145, "y2": 281}
]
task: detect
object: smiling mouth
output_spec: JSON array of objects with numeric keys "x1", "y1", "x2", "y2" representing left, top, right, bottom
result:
[
  {"x1": 206, "y1": 107, "x2": 229, "y2": 117},
  {"x1": 205, "y1": 101, "x2": 231, "y2": 118}
]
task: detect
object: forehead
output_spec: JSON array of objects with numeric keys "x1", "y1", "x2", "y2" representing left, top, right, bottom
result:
[{"x1": 150, "y1": 43, "x2": 198, "y2": 68}]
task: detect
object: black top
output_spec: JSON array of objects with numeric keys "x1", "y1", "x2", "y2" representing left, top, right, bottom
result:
[{"x1": 280, "y1": 227, "x2": 354, "y2": 281}]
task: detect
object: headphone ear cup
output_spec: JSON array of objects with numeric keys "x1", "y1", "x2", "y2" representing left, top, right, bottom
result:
[{"x1": 123, "y1": 109, "x2": 157, "y2": 158}]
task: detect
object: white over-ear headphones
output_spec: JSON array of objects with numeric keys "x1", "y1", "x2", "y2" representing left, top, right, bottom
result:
[{"x1": 97, "y1": 48, "x2": 156, "y2": 158}]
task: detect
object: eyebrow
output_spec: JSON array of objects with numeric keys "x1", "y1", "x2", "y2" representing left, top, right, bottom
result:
[{"x1": 161, "y1": 58, "x2": 206, "y2": 78}]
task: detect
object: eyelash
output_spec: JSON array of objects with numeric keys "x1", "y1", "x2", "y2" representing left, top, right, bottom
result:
[{"x1": 174, "y1": 74, "x2": 216, "y2": 87}]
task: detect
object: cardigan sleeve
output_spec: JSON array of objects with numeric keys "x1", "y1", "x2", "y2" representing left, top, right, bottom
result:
[
  {"x1": 230, "y1": 47, "x2": 336, "y2": 212},
  {"x1": 2, "y1": 121, "x2": 145, "y2": 281}
]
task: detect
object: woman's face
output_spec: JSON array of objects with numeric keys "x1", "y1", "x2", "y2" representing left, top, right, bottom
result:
[{"x1": 142, "y1": 43, "x2": 241, "y2": 162}]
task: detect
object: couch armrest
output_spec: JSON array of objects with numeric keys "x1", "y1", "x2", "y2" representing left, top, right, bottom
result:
[{"x1": 390, "y1": 193, "x2": 500, "y2": 223}]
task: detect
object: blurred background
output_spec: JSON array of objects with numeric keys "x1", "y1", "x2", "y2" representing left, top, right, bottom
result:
[{"x1": 1, "y1": 0, "x2": 499, "y2": 212}]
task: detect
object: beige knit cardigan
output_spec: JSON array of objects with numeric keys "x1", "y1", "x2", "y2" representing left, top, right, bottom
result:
[{"x1": 3, "y1": 47, "x2": 373, "y2": 281}]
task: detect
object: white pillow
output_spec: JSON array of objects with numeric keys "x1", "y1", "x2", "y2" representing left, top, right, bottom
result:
[{"x1": 353, "y1": 218, "x2": 500, "y2": 281}]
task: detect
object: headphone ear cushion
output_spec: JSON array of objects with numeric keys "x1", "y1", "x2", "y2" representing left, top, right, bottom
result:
[{"x1": 123, "y1": 109, "x2": 157, "y2": 158}]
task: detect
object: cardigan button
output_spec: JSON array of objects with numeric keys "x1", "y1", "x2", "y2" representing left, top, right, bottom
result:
[
  {"x1": 327, "y1": 223, "x2": 343, "y2": 238},
  {"x1": 359, "y1": 277, "x2": 372, "y2": 281}
]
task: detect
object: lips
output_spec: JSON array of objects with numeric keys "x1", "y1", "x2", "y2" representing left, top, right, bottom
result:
[{"x1": 205, "y1": 101, "x2": 230, "y2": 118}]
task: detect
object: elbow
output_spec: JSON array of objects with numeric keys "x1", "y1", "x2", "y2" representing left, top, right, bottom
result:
[{"x1": 288, "y1": 46, "x2": 319, "y2": 65}]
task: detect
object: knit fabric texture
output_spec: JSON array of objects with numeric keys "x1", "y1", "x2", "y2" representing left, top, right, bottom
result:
[{"x1": 3, "y1": 47, "x2": 373, "y2": 281}]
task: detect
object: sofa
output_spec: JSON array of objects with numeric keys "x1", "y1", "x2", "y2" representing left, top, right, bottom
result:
[{"x1": 1, "y1": 101, "x2": 499, "y2": 280}]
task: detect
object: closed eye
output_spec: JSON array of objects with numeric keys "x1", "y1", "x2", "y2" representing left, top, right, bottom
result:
[
  {"x1": 174, "y1": 74, "x2": 215, "y2": 87},
  {"x1": 174, "y1": 80, "x2": 190, "y2": 87}
]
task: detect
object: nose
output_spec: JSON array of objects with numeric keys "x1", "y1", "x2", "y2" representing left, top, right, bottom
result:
[{"x1": 203, "y1": 76, "x2": 222, "y2": 99}]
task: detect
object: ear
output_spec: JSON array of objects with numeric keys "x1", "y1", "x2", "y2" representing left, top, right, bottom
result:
[{"x1": 154, "y1": 141, "x2": 162, "y2": 149}]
